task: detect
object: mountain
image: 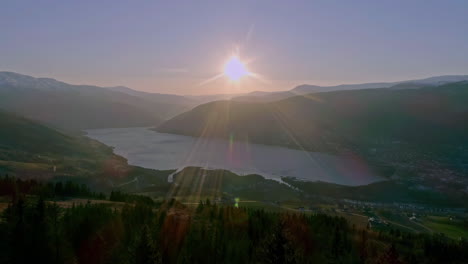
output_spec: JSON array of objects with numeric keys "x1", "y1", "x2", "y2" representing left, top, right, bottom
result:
[
  {"x1": 232, "y1": 75, "x2": 468, "y2": 102},
  {"x1": 185, "y1": 93, "x2": 243, "y2": 103},
  {"x1": 157, "y1": 82, "x2": 468, "y2": 194},
  {"x1": 106, "y1": 86, "x2": 198, "y2": 107},
  {"x1": 0, "y1": 72, "x2": 195, "y2": 130},
  {"x1": 107, "y1": 85, "x2": 244, "y2": 106},
  {"x1": 159, "y1": 81, "x2": 468, "y2": 147}
]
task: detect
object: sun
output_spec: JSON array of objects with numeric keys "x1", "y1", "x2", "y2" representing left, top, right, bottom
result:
[{"x1": 224, "y1": 56, "x2": 250, "y2": 81}]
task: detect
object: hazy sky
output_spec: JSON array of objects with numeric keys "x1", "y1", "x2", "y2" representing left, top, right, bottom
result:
[{"x1": 2, "y1": 0, "x2": 468, "y2": 95}]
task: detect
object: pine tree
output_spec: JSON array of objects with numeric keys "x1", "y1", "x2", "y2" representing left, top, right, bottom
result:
[
  {"x1": 10, "y1": 198, "x2": 26, "y2": 264},
  {"x1": 29, "y1": 196, "x2": 52, "y2": 263},
  {"x1": 135, "y1": 226, "x2": 161, "y2": 264},
  {"x1": 259, "y1": 220, "x2": 289, "y2": 264}
]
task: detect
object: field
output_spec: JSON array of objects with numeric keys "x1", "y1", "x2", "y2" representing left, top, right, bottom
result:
[{"x1": 421, "y1": 216, "x2": 468, "y2": 239}]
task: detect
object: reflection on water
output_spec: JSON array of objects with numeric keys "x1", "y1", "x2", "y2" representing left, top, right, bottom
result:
[{"x1": 86, "y1": 127, "x2": 382, "y2": 186}]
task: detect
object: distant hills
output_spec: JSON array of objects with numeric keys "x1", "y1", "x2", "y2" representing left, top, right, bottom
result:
[
  {"x1": 107, "y1": 85, "x2": 240, "y2": 106},
  {"x1": 232, "y1": 75, "x2": 468, "y2": 102},
  {"x1": 2, "y1": 71, "x2": 468, "y2": 132},
  {"x1": 0, "y1": 72, "x2": 201, "y2": 130},
  {"x1": 106, "y1": 85, "x2": 197, "y2": 106},
  {"x1": 158, "y1": 81, "x2": 468, "y2": 150}
]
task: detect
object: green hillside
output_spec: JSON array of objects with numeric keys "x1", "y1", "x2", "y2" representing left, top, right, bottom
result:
[
  {"x1": 0, "y1": 110, "x2": 170, "y2": 187},
  {"x1": 0, "y1": 110, "x2": 85, "y2": 155}
]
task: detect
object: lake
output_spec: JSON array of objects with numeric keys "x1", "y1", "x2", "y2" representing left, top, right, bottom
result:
[{"x1": 86, "y1": 127, "x2": 382, "y2": 186}]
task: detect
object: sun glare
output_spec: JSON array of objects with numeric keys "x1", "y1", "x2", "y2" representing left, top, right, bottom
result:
[{"x1": 224, "y1": 56, "x2": 249, "y2": 81}]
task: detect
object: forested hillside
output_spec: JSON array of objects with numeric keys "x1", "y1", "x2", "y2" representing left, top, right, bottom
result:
[
  {"x1": 0, "y1": 110, "x2": 171, "y2": 190},
  {"x1": 158, "y1": 82, "x2": 468, "y2": 152}
]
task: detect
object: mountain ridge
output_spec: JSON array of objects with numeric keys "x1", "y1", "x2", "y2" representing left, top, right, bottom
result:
[
  {"x1": 232, "y1": 74, "x2": 468, "y2": 102},
  {"x1": 0, "y1": 72, "x2": 190, "y2": 130}
]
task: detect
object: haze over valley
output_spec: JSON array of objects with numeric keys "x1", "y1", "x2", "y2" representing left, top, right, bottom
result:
[{"x1": 2, "y1": 71, "x2": 468, "y2": 206}]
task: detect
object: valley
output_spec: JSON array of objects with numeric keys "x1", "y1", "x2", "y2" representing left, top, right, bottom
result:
[{"x1": 1, "y1": 73, "x2": 468, "y2": 264}]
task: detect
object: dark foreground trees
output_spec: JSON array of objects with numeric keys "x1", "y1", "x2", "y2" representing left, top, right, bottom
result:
[
  {"x1": 0, "y1": 197, "x2": 468, "y2": 264},
  {"x1": 0, "y1": 196, "x2": 467, "y2": 263}
]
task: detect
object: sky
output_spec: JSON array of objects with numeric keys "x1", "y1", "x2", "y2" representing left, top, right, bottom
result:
[{"x1": 1, "y1": 0, "x2": 468, "y2": 95}]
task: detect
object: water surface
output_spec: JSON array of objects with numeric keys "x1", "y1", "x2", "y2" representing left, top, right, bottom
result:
[{"x1": 86, "y1": 127, "x2": 382, "y2": 186}]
